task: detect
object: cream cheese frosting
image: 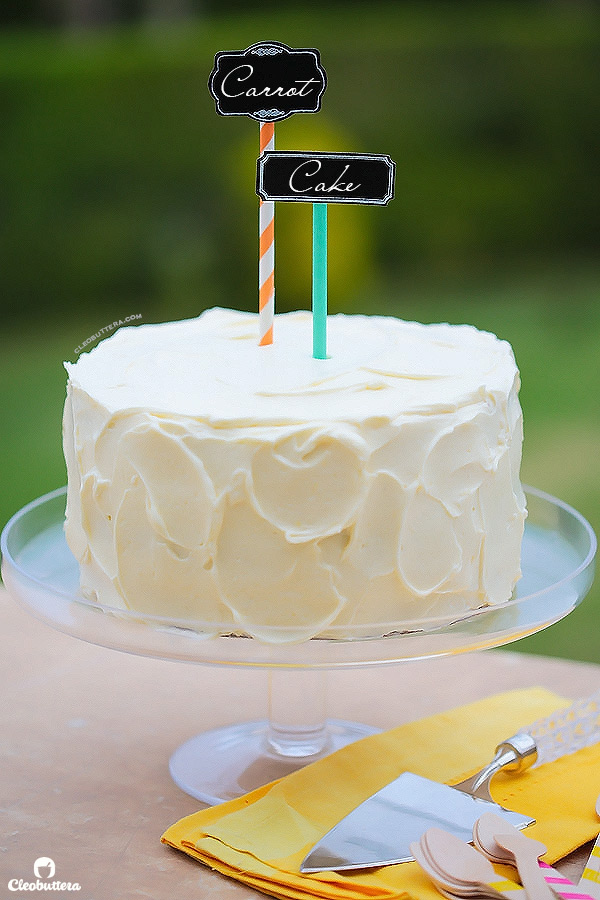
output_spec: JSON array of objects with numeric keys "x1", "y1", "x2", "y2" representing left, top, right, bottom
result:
[{"x1": 63, "y1": 307, "x2": 526, "y2": 642}]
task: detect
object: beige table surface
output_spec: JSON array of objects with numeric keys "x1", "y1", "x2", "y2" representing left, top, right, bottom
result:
[{"x1": 2, "y1": 585, "x2": 599, "y2": 900}]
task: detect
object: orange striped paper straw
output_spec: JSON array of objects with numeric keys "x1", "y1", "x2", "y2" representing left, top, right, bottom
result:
[{"x1": 259, "y1": 121, "x2": 275, "y2": 345}]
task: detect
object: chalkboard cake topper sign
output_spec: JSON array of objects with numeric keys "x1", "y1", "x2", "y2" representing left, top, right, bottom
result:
[
  {"x1": 256, "y1": 151, "x2": 396, "y2": 359},
  {"x1": 257, "y1": 151, "x2": 396, "y2": 205},
  {"x1": 208, "y1": 41, "x2": 327, "y2": 123}
]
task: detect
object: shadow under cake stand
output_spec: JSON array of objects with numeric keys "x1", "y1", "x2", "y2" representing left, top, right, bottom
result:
[{"x1": 1, "y1": 485, "x2": 596, "y2": 805}]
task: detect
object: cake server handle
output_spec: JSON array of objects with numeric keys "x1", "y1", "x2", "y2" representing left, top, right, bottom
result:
[
  {"x1": 455, "y1": 689, "x2": 600, "y2": 801},
  {"x1": 506, "y1": 688, "x2": 600, "y2": 769}
]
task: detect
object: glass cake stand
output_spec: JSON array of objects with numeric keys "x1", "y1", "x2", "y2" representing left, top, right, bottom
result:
[{"x1": 1, "y1": 485, "x2": 596, "y2": 804}]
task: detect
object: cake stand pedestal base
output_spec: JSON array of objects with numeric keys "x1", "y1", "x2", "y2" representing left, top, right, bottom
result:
[
  {"x1": 169, "y1": 719, "x2": 378, "y2": 806},
  {"x1": 169, "y1": 667, "x2": 379, "y2": 804}
]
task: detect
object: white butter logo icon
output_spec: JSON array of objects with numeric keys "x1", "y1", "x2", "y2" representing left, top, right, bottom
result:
[{"x1": 33, "y1": 857, "x2": 55, "y2": 879}]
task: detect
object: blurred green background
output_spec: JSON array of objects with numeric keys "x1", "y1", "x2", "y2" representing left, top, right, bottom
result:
[{"x1": 1, "y1": 1, "x2": 598, "y2": 661}]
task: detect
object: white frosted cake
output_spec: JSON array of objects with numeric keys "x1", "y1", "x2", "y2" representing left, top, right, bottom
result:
[{"x1": 63, "y1": 307, "x2": 526, "y2": 642}]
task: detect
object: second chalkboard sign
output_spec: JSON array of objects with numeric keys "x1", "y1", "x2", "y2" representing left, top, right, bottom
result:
[{"x1": 257, "y1": 152, "x2": 396, "y2": 205}]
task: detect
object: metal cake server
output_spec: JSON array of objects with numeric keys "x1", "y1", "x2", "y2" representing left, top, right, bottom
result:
[{"x1": 301, "y1": 689, "x2": 600, "y2": 872}]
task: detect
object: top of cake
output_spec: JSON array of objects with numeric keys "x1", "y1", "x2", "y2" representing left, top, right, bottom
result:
[{"x1": 65, "y1": 307, "x2": 518, "y2": 425}]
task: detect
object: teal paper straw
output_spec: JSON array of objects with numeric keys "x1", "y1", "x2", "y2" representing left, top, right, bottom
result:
[{"x1": 312, "y1": 203, "x2": 328, "y2": 359}]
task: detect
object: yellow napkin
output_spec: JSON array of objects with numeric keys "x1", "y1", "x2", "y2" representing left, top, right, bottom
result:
[{"x1": 162, "y1": 688, "x2": 600, "y2": 900}]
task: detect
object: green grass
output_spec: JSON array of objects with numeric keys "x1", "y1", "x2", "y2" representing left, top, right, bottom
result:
[{"x1": 1, "y1": 260, "x2": 598, "y2": 662}]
